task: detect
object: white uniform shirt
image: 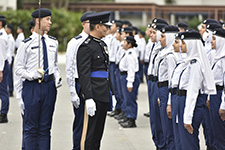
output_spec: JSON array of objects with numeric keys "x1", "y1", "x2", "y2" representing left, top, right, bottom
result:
[
  {"x1": 7, "y1": 33, "x2": 15, "y2": 64},
  {"x1": 144, "y1": 39, "x2": 153, "y2": 63},
  {"x1": 147, "y1": 43, "x2": 161, "y2": 76},
  {"x1": 14, "y1": 32, "x2": 60, "y2": 98},
  {"x1": 179, "y1": 61, "x2": 204, "y2": 124},
  {"x1": 115, "y1": 41, "x2": 125, "y2": 65},
  {"x1": 119, "y1": 48, "x2": 139, "y2": 87},
  {"x1": 108, "y1": 34, "x2": 119, "y2": 63},
  {"x1": 15, "y1": 32, "x2": 25, "y2": 49},
  {"x1": 66, "y1": 30, "x2": 88, "y2": 92},
  {"x1": 211, "y1": 58, "x2": 225, "y2": 86},
  {"x1": 137, "y1": 37, "x2": 146, "y2": 61},
  {"x1": 0, "y1": 28, "x2": 8, "y2": 71}
]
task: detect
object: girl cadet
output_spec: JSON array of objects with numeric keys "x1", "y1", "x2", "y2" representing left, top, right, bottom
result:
[
  {"x1": 209, "y1": 28, "x2": 225, "y2": 150},
  {"x1": 177, "y1": 30, "x2": 216, "y2": 150},
  {"x1": 167, "y1": 32, "x2": 185, "y2": 150},
  {"x1": 119, "y1": 36, "x2": 140, "y2": 128},
  {"x1": 154, "y1": 25, "x2": 179, "y2": 150}
]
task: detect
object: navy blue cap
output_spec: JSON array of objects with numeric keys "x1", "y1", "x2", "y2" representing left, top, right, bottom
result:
[
  {"x1": 6, "y1": 24, "x2": 14, "y2": 32},
  {"x1": 153, "y1": 23, "x2": 167, "y2": 31},
  {"x1": 212, "y1": 28, "x2": 225, "y2": 38},
  {"x1": 202, "y1": 19, "x2": 220, "y2": 25},
  {"x1": 17, "y1": 25, "x2": 24, "y2": 31},
  {"x1": 161, "y1": 25, "x2": 179, "y2": 33},
  {"x1": 117, "y1": 28, "x2": 122, "y2": 34},
  {"x1": 132, "y1": 26, "x2": 139, "y2": 32},
  {"x1": 31, "y1": 8, "x2": 52, "y2": 18},
  {"x1": 180, "y1": 30, "x2": 201, "y2": 40},
  {"x1": 0, "y1": 15, "x2": 6, "y2": 21},
  {"x1": 28, "y1": 19, "x2": 35, "y2": 30},
  {"x1": 80, "y1": 11, "x2": 96, "y2": 22},
  {"x1": 124, "y1": 36, "x2": 137, "y2": 47},
  {"x1": 177, "y1": 22, "x2": 188, "y2": 29},
  {"x1": 87, "y1": 11, "x2": 111, "y2": 26},
  {"x1": 112, "y1": 20, "x2": 123, "y2": 28},
  {"x1": 138, "y1": 30, "x2": 145, "y2": 36},
  {"x1": 152, "y1": 18, "x2": 168, "y2": 25},
  {"x1": 206, "y1": 23, "x2": 222, "y2": 32},
  {"x1": 122, "y1": 20, "x2": 132, "y2": 27},
  {"x1": 147, "y1": 23, "x2": 152, "y2": 28},
  {"x1": 121, "y1": 27, "x2": 133, "y2": 33},
  {"x1": 175, "y1": 32, "x2": 183, "y2": 39}
]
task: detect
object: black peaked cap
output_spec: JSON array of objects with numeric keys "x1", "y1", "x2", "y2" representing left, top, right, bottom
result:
[
  {"x1": 80, "y1": 11, "x2": 96, "y2": 22},
  {"x1": 203, "y1": 19, "x2": 220, "y2": 25},
  {"x1": 161, "y1": 25, "x2": 179, "y2": 33},
  {"x1": 180, "y1": 30, "x2": 201, "y2": 40},
  {"x1": 31, "y1": 8, "x2": 52, "y2": 18},
  {"x1": 152, "y1": 18, "x2": 168, "y2": 25},
  {"x1": 87, "y1": 11, "x2": 111, "y2": 25},
  {"x1": 206, "y1": 23, "x2": 222, "y2": 32},
  {"x1": 212, "y1": 28, "x2": 225, "y2": 38},
  {"x1": 124, "y1": 36, "x2": 137, "y2": 47}
]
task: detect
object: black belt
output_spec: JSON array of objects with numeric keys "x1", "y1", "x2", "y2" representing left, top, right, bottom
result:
[
  {"x1": 110, "y1": 62, "x2": 115, "y2": 64},
  {"x1": 144, "y1": 62, "x2": 149, "y2": 65},
  {"x1": 216, "y1": 85, "x2": 224, "y2": 91},
  {"x1": 120, "y1": 71, "x2": 127, "y2": 75},
  {"x1": 148, "y1": 75, "x2": 158, "y2": 82},
  {"x1": 176, "y1": 89, "x2": 187, "y2": 96},
  {"x1": 75, "y1": 78, "x2": 79, "y2": 82},
  {"x1": 33, "y1": 74, "x2": 55, "y2": 82},
  {"x1": 169, "y1": 87, "x2": 177, "y2": 95},
  {"x1": 115, "y1": 64, "x2": 119, "y2": 68},
  {"x1": 157, "y1": 81, "x2": 168, "y2": 88}
]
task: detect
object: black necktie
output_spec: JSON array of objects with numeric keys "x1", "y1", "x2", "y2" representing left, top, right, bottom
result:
[{"x1": 41, "y1": 36, "x2": 49, "y2": 81}]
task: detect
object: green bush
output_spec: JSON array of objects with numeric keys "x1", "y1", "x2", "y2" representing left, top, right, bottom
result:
[
  {"x1": 0, "y1": 9, "x2": 83, "y2": 52},
  {"x1": 188, "y1": 16, "x2": 202, "y2": 30}
]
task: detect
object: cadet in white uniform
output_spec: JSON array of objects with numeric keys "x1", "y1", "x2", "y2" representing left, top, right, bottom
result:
[
  {"x1": 15, "y1": 25, "x2": 25, "y2": 49},
  {"x1": 119, "y1": 36, "x2": 140, "y2": 128},
  {"x1": 209, "y1": 28, "x2": 225, "y2": 150},
  {"x1": 177, "y1": 31, "x2": 216, "y2": 150},
  {"x1": 5, "y1": 24, "x2": 15, "y2": 97},
  {"x1": 0, "y1": 15, "x2": 10, "y2": 123},
  {"x1": 14, "y1": 8, "x2": 61, "y2": 149},
  {"x1": 66, "y1": 11, "x2": 95, "y2": 150}
]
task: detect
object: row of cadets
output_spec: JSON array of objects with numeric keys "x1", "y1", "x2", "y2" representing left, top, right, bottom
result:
[
  {"x1": 198, "y1": 19, "x2": 222, "y2": 150},
  {"x1": 209, "y1": 27, "x2": 225, "y2": 149},
  {"x1": 146, "y1": 18, "x2": 168, "y2": 150},
  {"x1": 5, "y1": 24, "x2": 15, "y2": 97},
  {"x1": 66, "y1": 11, "x2": 96, "y2": 150},
  {"x1": 154, "y1": 25, "x2": 179, "y2": 149},
  {"x1": 0, "y1": 15, "x2": 10, "y2": 123},
  {"x1": 113, "y1": 27, "x2": 133, "y2": 121},
  {"x1": 119, "y1": 36, "x2": 140, "y2": 128},
  {"x1": 14, "y1": 8, "x2": 62, "y2": 149},
  {"x1": 175, "y1": 30, "x2": 216, "y2": 150}
]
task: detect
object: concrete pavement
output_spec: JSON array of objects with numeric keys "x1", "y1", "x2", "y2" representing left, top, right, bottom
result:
[{"x1": 0, "y1": 61, "x2": 207, "y2": 150}]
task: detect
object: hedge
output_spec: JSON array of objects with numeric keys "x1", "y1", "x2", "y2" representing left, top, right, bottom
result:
[{"x1": 0, "y1": 9, "x2": 83, "y2": 52}]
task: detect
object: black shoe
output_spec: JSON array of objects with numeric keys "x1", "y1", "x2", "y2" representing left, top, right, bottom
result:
[
  {"x1": 108, "y1": 109, "x2": 121, "y2": 117},
  {"x1": 9, "y1": 92, "x2": 14, "y2": 97},
  {"x1": 140, "y1": 78, "x2": 144, "y2": 83},
  {"x1": 118, "y1": 117, "x2": 128, "y2": 124},
  {"x1": 143, "y1": 112, "x2": 150, "y2": 117},
  {"x1": 114, "y1": 111, "x2": 125, "y2": 120},
  {"x1": 121, "y1": 119, "x2": 136, "y2": 128},
  {"x1": 0, "y1": 113, "x2": 8, "y2": 123},
  {"x1": 206, "y1": 146, "x2": 213, "y2": 150}
]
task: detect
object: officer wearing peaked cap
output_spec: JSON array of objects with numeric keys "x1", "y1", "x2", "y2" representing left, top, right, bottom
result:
[
  {"x1": 0, "y1": 15, "x2": 10, "y2": 123},
  {"x1": 77, "y1": 11, "x2": 114, "y2": 150},
  {"x1": 14, "y1": 8, "x2": 61, "y2": 149},
  {"x1": 177, "y1": 22, "x2": 188, "y2": 32},
  {"x1": 66, "y1": 11, "x2": 96, "y2": 150}
]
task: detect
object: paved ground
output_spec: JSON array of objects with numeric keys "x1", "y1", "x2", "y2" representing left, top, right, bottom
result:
[{"x1": 0, "y1": 58, "x2": 207, "y2": 150}]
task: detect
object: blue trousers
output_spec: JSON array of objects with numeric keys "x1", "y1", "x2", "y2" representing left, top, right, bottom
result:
[
  {"x1": 22, "y1": 80, "x2": 57, "y2": 150},
  {"x1": 115, "y1": 67, "x2": 123, "y2": 111},
  {"x1": 8, "y1": 56, "x2": 14, "y2": 93},
  {"x1": 171, "y1": 94, "x2": 181, "y2": 150},
  {"x1": 151, "y1": 81, "x2": 165, "y2": 149},
  {"x1": 0, "y1": 61, "x2": 9, "y2": 114},
  {"x1": 72, "y1": 82, "x2": 84, "y2": 150},
  {"x1": 120, "y1": 73, "x2": 140, "y2": 120},
  {"x1": 178, "y1": 95, "x2": 205, "y2": 150},
  {"x1": 109, "y1": 63, "x2": 119, "y2": 108},
  {"x1": 158, "y1": 86, "x2": 175, "y2": 150},
  {"x1": 201, "y1": 94, "x2": 213, "y2": 148},
  {"x1": 210, "y1": 90, "x2": 225, "y2": 150},
  {"x1": 144, "y1": 63, "x2": 149, "y2": 82},
  {"x1": 138, "y1": 60, "x2": 144, "y2": 80}
]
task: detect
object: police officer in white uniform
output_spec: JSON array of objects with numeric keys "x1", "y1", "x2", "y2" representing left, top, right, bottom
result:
[
  {"x1": 66, "y1": 11, "x2": 95, "y2": 150},
  {"x1": 0, "y1": 15, "x2": 10, "y2": 123},
  {"x1": 14, "y1": 8, "x2": 61, "y2": 149}
]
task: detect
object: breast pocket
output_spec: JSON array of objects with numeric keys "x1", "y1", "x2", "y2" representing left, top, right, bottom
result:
[
  {"x1": 92, "y1": 53, "x2": 104, "y2": 66},
  {"x1": 48, "y1": 47, "x2": 56, "y2": 62}
]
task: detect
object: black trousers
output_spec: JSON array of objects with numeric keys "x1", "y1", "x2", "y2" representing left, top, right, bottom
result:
[{"x1": 81, "y1": 101, "x2": 109, "y2": 150}]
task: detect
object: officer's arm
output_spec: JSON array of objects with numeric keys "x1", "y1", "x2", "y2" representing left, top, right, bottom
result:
[
  {"x1": 77, "y1": 45, "x2": 93, "y2": 100},
  {"x1": 0, "y1": 38, "x2": 6, "y2": 71},
  {"x1": 53, "y1": 40, "x2": 60, "y2": 79}
]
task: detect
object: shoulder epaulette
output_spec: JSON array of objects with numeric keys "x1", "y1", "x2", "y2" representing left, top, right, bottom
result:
[
  {"x1": 191, "y1": 59, "x2": 197, "y2": 64},
  {"x1": 84, "y1": 38, "x2": 91, "y2": 44},
  {"x1": 0, "y1": 32, "x2": 2, "y2": 36},
  {"x1": 48, "y1": 35, "x2": 57, "y2": 40},
  {"x1": 23, "y1": 37, "x2": 32, "y2": 43},
  {"x1": 74, "y1": 35, "x2": 82, "y2": 40},
  {"x1": 128, "y1": 51, "x2": 132, "y2": 54}
]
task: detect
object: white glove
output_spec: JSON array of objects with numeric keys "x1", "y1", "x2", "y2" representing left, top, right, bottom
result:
[
  {"x1": 85, "y1": 99, "x2": 96, "y2": 117},
  {"x1": 71, "y1": 92, "x2": 80, "y2": 108},
  {"x1": 112, "y1": 95, "x2": 117, "y2": 108},
  {"x1": 55, "y1": 77, "x2": 62, "y2": 88},
  {"x1": 17, "y1": 98, "x2": 25, "y2": 115}
]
